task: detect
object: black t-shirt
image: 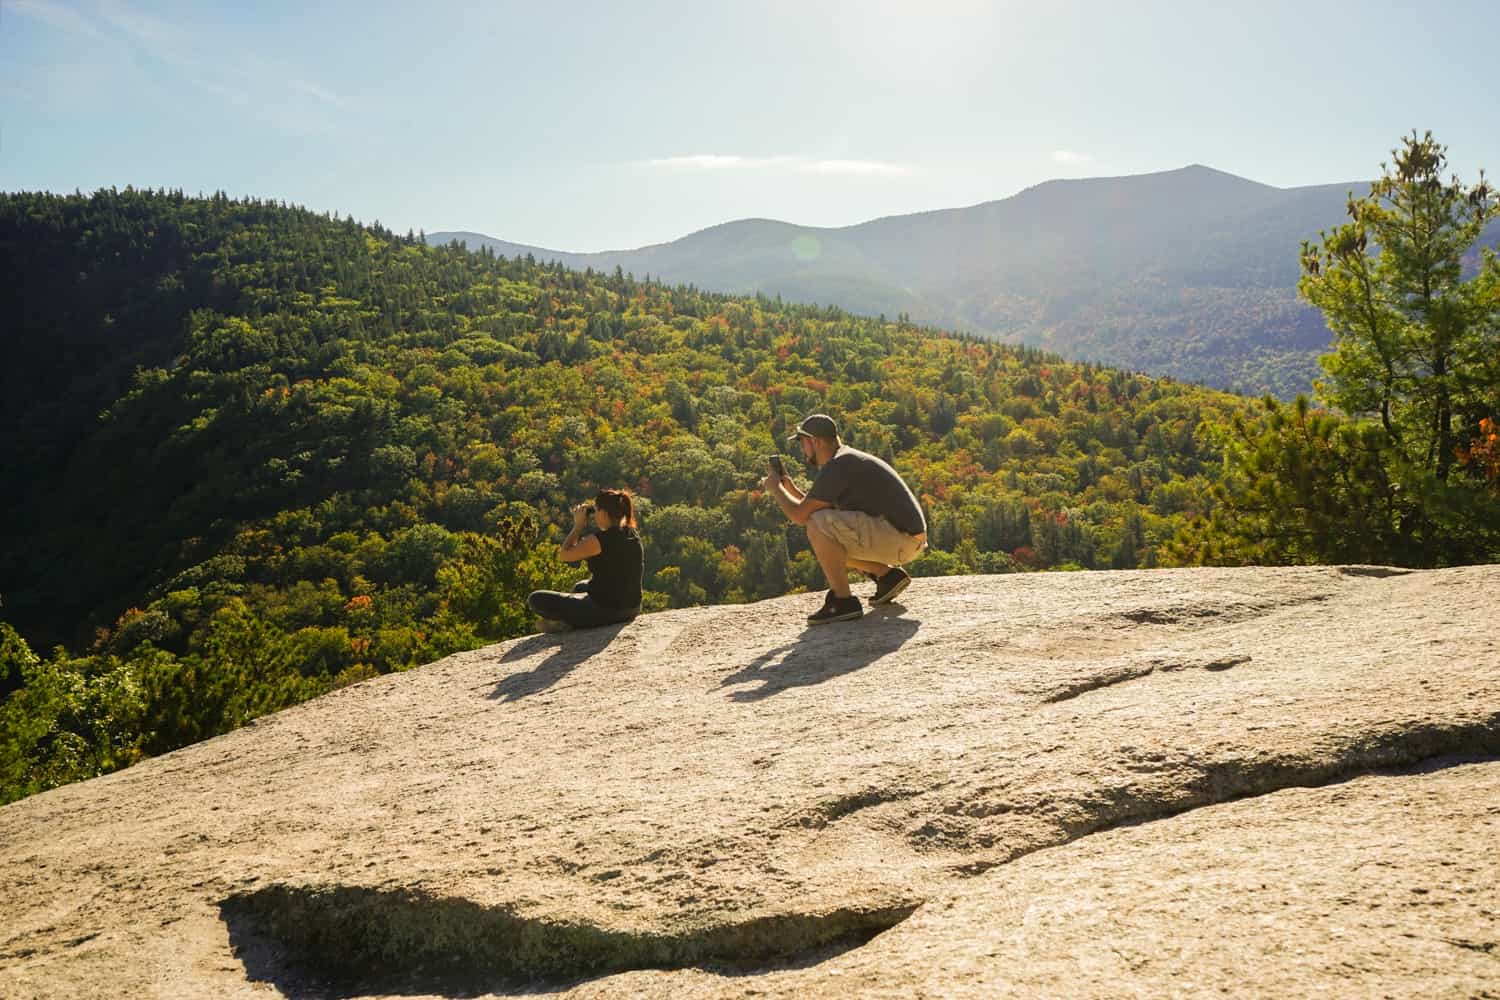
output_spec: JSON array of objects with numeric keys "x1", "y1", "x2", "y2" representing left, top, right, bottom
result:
[
  {"x1": 586, "y1": 525, "x2": 644, "y2": 610},
  {"x1": 807, "y1": 445, "x2": 927, "y2": 536}
]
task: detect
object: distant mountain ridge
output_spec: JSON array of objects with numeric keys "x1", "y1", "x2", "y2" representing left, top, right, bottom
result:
[{"x1": 430, "y1": 165, "x2": 1498, "y2": 397}]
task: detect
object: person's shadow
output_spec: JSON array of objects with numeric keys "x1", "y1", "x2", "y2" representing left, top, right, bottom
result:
[
  {"x1": 488, "y1": 623, "x2": 628, "y2": 702},
  {"x1": 719, "y1": 604, "x2": 919, "y2": 702}
]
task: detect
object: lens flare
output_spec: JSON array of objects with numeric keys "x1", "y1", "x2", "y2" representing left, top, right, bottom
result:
[{"x1": 789, "y1": 234, "x2": 821, "y2": 262}]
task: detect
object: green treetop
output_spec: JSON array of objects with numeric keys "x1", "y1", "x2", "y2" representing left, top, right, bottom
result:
[{"x1": 1300, "y1": 130, "x2": 1499, "y2": 483}]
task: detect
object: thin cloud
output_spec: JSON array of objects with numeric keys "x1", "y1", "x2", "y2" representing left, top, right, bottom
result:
[
  {"x1": 292, "y1": 78, "x2": 358, "y2": 112},
  {"x1": 1052, "y1": 150, "x2": 1092, "y2": 164},
  {"x1": 8, "y1": 0, "x2": 102, "y2": 36},
  {"x1": 645, "y1": 155, "x2": 914, "y2": 177},
  {"x1": 91, "y1": 0, "x2": 363, "y2": 128},
  {"x1": 97, "y1": 0, "x2": 189, "y2": 50}
]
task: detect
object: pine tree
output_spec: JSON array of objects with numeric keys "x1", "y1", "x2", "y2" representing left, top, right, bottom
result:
[
  {"x1": 1289, "y1": 131, "x2": 1500, "y2": 561},
  {"x1": 1180, "y1": 396, "x2": 1410, "y2": 565},
  {"x1": 1301, "y1": 131, "x2": 1498, "y2": 482}
]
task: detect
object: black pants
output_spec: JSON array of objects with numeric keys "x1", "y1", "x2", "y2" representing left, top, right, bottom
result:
[{"x1": 527, "y1": 580, "x2": 639, "y2": 629}]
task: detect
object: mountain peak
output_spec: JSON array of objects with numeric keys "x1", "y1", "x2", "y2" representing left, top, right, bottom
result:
[
  {"x1": 1015, "y1": 162, "x2": 1274, "y2": 196},
  {"x1": 1173, "y1": 161, "x2": 1277, "y2": 188}
]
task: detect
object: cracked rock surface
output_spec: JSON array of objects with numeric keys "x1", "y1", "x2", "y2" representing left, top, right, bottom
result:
[{"x1": 1, "y1": 565, "x2": 1497, "y2": 998}]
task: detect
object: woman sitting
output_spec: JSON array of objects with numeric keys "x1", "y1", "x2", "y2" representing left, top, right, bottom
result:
[{"x1": 527, "y1": 489, "x2": 644, "y2": 631}]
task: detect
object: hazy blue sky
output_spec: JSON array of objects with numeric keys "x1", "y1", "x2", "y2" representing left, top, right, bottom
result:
[{"x1": 4, "y1": 0, "x2": 1497, "y2": 251}]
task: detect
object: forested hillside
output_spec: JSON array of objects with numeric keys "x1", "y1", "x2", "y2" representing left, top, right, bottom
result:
[
  {"x1": 0, "y1": 189, "x2": 1261, "y2": 800},
  {"x1": 430, "y1": 167, "x2": 1355, "y2": 397},
  {"x1": 435, "y1": 166, "x2": 1500, "y2": 399}
]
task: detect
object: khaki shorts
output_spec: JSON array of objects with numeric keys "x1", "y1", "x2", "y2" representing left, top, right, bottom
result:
[{"x1": 809, "y1": 508, "x2": 927, "y2": 567}]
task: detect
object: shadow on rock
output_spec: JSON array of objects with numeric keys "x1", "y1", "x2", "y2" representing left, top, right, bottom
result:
[
  {"x1": 219, "y1": 883, "x2": 918, "y2": 999},
  {"x1": 720, "y1": 605, "x2": 919, "y2": 702},
  {"x1": 489, "y1": 624, "x2": 627, "y2": 702}
]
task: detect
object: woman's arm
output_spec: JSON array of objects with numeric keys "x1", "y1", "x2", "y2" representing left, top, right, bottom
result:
[
  {"x1": 559, "y1": 531, "x2": 602, "y2": 563},
  {"x1": 559, "y1": 505, "x2": 603, "y2": 563}
]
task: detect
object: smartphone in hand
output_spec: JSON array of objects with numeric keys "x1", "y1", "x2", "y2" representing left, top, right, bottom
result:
[{"x1": 769, "y1": 454, "x2": 786, "y2": 477}]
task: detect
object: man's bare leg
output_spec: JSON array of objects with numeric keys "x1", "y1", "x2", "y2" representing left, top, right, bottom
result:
[{"x1": 807, "y1": 519, "x2": 855, "y2": 598}]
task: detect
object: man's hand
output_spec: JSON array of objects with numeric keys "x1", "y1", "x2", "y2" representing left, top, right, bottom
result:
[
  {"x1": 571, "y1": 504, "x2": 590, "y2": 530},
  {"x1": 762, "y1": 471, "x2": 782, "y2": 494}
]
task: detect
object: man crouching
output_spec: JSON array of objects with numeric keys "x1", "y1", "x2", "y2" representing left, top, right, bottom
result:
[{"x1": 764, "y1": 413, "x2": 928, "y2": 624}]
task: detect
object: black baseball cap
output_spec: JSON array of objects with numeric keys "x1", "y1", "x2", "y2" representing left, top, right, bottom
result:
[{"x1": 788, "y1": 413, "x2": 839, "y2": 442}]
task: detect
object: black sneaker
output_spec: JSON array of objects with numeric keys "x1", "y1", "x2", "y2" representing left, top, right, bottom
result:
[
  {"x1": 807, "y1": 591, "x2": 864, "y2": 625},
  {"x1": 870, "y1": 567, "x2": 911, "y2": 605}
]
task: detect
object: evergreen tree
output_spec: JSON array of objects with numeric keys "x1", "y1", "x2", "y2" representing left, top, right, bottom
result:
[
  {"x1": 1301, "y1": 131, "x2": 1499, "y2": 482},
  {"x1": 1176, "y1": 135, "x2": 1500, "y2": 569},
  {"x1": 1172, "y1": 396, "x2": 1411, "y2": 566}
]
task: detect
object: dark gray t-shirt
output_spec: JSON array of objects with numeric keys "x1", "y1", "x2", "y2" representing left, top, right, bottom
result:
[{"x1": 807, "y1": 446, "x2": 926, "y2": 536}]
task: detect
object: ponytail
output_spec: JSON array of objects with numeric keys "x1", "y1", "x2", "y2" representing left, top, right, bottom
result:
[{"x1": 594, "y1": 488, "x2": 636, "y2": 529}]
